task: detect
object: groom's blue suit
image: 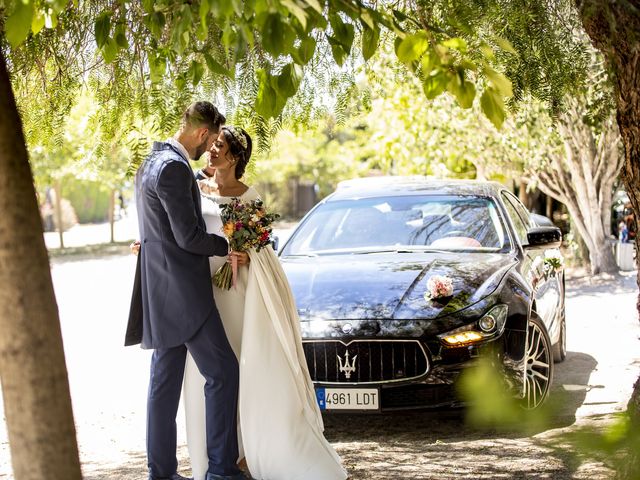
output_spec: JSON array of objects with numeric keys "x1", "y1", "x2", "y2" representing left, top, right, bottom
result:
[{"x1": 135, "y1": 141, "x2": 241, "y2": 479}]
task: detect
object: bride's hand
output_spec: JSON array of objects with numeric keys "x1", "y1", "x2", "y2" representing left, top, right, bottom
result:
[
  {"x1": 197, "y1": 178, "x2": 217, "y2": 195},
  {"x1": 130, "y1": 240, "x2": 141, "y2": 256},
  {"x1": 229, "y1": 251, "x2": 250, "y2": 266}
]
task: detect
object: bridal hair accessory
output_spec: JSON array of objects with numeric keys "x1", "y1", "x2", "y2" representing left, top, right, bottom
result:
[{"x1": 226, "y1": 125, "x2": 248, "y2": 150}]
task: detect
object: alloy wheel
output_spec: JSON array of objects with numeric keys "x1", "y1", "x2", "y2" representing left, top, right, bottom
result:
[{"x1": 522, "y1": 317, "x2": 553, "y2": 409}]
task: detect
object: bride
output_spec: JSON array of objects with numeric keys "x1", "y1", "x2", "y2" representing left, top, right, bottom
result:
[{"x1": 182, "y1": 125, "x2": 348, "y2": 480}]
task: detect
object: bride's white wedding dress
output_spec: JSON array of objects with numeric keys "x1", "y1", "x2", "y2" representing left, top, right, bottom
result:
[{"x1": 183, "y1": 187, "x2": 347, "y2": 480}]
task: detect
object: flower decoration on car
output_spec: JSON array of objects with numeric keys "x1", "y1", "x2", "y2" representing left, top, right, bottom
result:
[
  {"x1": 424, "y1": 275, "x2": 454, "y2": 301},
  {"x1": 543, "y1": 249, "x2": 564, "y2": 273}
]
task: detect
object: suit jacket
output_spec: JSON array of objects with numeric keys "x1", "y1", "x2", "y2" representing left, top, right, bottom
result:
[{"x1": 125, "y1": 141, "x2": 228, "y2": 349}]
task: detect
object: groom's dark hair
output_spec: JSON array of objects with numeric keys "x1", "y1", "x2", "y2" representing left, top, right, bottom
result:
[{"x1": 182, "y1": 101, "x2": 226, "y2": 132}]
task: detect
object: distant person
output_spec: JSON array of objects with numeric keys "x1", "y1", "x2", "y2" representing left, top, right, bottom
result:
[
  {"x1": 624, "y1": 203, "x2": 636, "y2": 242},
  {"x1": 619, "y1": 219, "x2": 629, "y2": 242}
]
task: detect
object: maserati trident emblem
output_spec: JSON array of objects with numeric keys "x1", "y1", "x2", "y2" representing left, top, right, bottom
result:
[{"x1": 338, "y1": 350, "x2": 357, "y2": 379}]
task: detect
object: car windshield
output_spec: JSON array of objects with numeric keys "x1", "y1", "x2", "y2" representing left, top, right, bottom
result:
[{"x1": 282, "y1": 195, "x2": 511, "y2": 256}]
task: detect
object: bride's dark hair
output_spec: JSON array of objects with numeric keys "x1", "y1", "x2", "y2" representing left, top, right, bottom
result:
[{"x1": 221, "y1": 126, "x2": 252, "y2": 179}]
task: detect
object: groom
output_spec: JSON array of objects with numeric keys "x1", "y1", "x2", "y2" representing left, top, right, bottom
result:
[{"x1": 132, "y1": 101, "x2": 248, "y2": 480}]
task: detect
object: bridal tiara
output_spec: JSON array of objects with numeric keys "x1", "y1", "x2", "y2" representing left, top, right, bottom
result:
[{"x1": 225, "y1": 125, "x2": 248, "y2": 150}]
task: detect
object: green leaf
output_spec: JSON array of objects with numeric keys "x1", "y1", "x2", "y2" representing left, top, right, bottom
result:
[
  {"x1": 292, "y1": 36, "x2": 316, "y2": 65},
  {"x1": 276, "y1": 63, "x2": 303, "y2": 97},
  {"x1": 148, "y1": 11, "x2": 165, "y2": 39},
  {"x1": 222, "y1": 24, "x2": 237, "y2": 49},
  {"x1": 212, "y1": 0, "x2": 234, "y2": 18},
  {"x1": 175, "y1": 72, "x2": 187, "y2": 90},
  {"x1": 479, "y1": 42, "x2": 495, "y2": 60},
  {"x1": 423, "y1": 70, "x2": 447, "y2": 99},
  {"x1": 442, "y1": 37, "x2": 467, "y2": 53},
  {"x1": 480, "y1": 87, "x2": 506, "y2": 128},
  {"x1": 396, "y1": 31, "x2": 429, "y2": 64},
  {"x1": 434, "y1": 44, "x2": 453, "y2": 65},
  {"x1": 204, "y1": 53, "x2": 232, "y2": 78},
  {"x1": 360, "y1": 10, "x2": 376, "y2": 30},
  {"x1": 142, "y1": 0, "x2": 155, "y2": 13},
  {"x1": 231, "y1": 0, "x2": 243, "y2": 16},
  {"x1": 305, "y1": 0, "x2": 323, "y2": 14},
  {"x1": 392, "y1": 9, "x2": 410, "y2": 23},
  {"x1": 255, "y1": 69, "x2": 277, "y2": 118},
  {"x1": 483, "y1": 66, "x2": 513, "y2": 97},
  {"x1": 281, "y1": 0, "x2": 308, "y2": 29},
  {"x1": 190, "y1": 61, "x2": 205, "y2": 86},
  {"x1": 459, "y1": 59, "x2": 477, "y2": 71},
  {"x1": 6, "y1": 0, "x2": 34, "y2": 47},
  {"x1": 328, "y1": 37, "x2": 347, "y2": 66},
  {"x1": 495, "y1": 36, "x2": 517, "y2": 55},
  {"x1": 115, "y1": 26, "x2": 128, "y2": 48},
  {"x1": 420, "y1": 48, "x2": 440, "y2": 76},
  {"x1": 94, "y1": 12, "x2": 111, "y2": 48},
  {"x1": 329, "y1": 14, "x2": 354, "y2": 51},
  {"x1": 362, "y1": 25, "x2": 379, "y2": 61},
  {"x1": 101, "y1": 38, "x2": 119, "y2": 64},
  {"x1": 446, "y1": 71, "x2": 476, "y2": 108},
  {"x1": 261, "y1": 13, "x2": 295, "y2": 56},
  {"x1": 31, "y1": 9, "x2": 46, "y2": 35},
  {"x1": 149, "y1": 55, "x2": 166, "y2": 83}
]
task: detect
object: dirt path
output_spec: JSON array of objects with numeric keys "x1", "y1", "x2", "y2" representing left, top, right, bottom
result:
[{"x1": 1, "y1": 259, "x2": 638, "y2": 480}]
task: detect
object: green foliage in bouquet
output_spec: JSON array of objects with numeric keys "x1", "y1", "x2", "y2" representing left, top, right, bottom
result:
[{"x1": 213, "y1": 198, "x2": 280, "y2": 290}]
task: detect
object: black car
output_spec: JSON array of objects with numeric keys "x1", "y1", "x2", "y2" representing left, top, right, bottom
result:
[{"x1": 279, "y1": 177, "x2": 566, "y2": 412}]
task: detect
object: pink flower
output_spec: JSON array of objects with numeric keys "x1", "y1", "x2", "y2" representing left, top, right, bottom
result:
[
  {"x1": 425, "y1": 275, "x2": 453, "y2": 300},
  {"x1": 235, "y1": 221, "x2": 243, "y2": 231}
]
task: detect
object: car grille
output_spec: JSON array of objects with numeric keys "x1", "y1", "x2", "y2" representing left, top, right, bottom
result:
[{"x1": 303, "y1": 340, "x2": 429, "y2": 384}]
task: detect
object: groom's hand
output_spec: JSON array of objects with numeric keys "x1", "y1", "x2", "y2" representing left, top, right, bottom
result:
[{"x1": 229, "y1": 251, "x2": 250, "y2": 266}]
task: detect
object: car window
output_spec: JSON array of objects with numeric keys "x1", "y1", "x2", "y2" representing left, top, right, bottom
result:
[
  {"x1": 506, "y1": 192, "x2": 535, "y2": 228},
  {"x1": 501, "y1": 193, "x2": 529, "y2": 245},
  {"x1": 282, "y1": 195, "x2": 511, "y2": 255}
]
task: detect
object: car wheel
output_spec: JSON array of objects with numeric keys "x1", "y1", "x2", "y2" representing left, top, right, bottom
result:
[
  {"x1": 552, "y1": 310, "x2": 567, "y2": 363},
  {"x1": 522, "y1": 315, "x2": 554, "y2": 410}
]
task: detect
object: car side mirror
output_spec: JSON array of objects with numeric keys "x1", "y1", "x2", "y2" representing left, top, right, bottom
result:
[
  {"x1": 272, "y1": 235, "x2": 280, "y2": 252},
  {"x1": 525, "y1": 226, "x2": 562, "y2": 249}
]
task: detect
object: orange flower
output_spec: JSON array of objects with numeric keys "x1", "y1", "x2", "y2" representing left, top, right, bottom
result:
[{"x1": 223, "y1": 221, "x2": 235, "y2": 238}]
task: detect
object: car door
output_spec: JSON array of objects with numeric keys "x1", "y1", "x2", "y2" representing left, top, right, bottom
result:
[{"x1": 501, "y1": 192, "x2": 561, "y2": 337}]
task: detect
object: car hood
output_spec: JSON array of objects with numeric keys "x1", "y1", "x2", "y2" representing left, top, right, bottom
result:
[{"x1": 281, "y1": 251, "x2": 517, "y2": 321}]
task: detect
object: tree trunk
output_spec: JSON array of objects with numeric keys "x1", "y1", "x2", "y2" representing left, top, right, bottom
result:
[
  {"x1": 535, "y1": 180, "x2": 618, "y2": 275},
  {"x1": 518, "y1": 180, "x2": 529, "y2": 209},
  {"x1": 53, "y1": 179, "x2": 64, "y2": 249},
  {"x1": 577, "y1": 0, "x2": 640, "y2": 465},
  {"x1": 545, "y1": 195, "x2": 553, "y2": 220},
  {"x1": 0, "y1": 49, "x2": 82, "y2": 480},
  {"x1": 109, "y1": 188, "x2": 115, "y2": 244}
]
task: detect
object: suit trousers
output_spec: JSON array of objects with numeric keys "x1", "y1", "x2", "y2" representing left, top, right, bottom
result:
[{"x1": 146, "y1": 310, "x2": 241, "y2": 478}]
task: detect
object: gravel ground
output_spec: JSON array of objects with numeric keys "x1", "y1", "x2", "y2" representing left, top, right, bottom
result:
[{"x1": 1, "y1": 258, "x2": 638, "y2": 480}]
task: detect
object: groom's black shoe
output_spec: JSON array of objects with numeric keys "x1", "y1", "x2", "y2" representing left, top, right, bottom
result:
[
  {"x1": 148, "y1": 474, "x2": 192, "y2": 480},
  {"x1": 206, "y1": 472, "x2": 254, "y2": 480}
]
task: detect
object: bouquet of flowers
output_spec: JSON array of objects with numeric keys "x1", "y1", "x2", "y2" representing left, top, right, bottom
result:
[
  {"x1": 213, "y1": 198, "x2": 280, "y2": 290},
  {"x1": 424, "y1": 275, "x2": 454, "y2": 301},
  {"x1": 543, "y1": 248, "x2": 564, "y2": 272}
]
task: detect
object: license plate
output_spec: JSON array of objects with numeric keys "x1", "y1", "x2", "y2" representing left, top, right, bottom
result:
[{"x1": 316, "y1": 387, "x2": 380, "y2": 411}]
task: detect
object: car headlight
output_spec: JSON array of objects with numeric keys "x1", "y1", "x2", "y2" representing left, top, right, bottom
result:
[{"x1": 438, "y1": 304, "x2": 508, "y2": 346}]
